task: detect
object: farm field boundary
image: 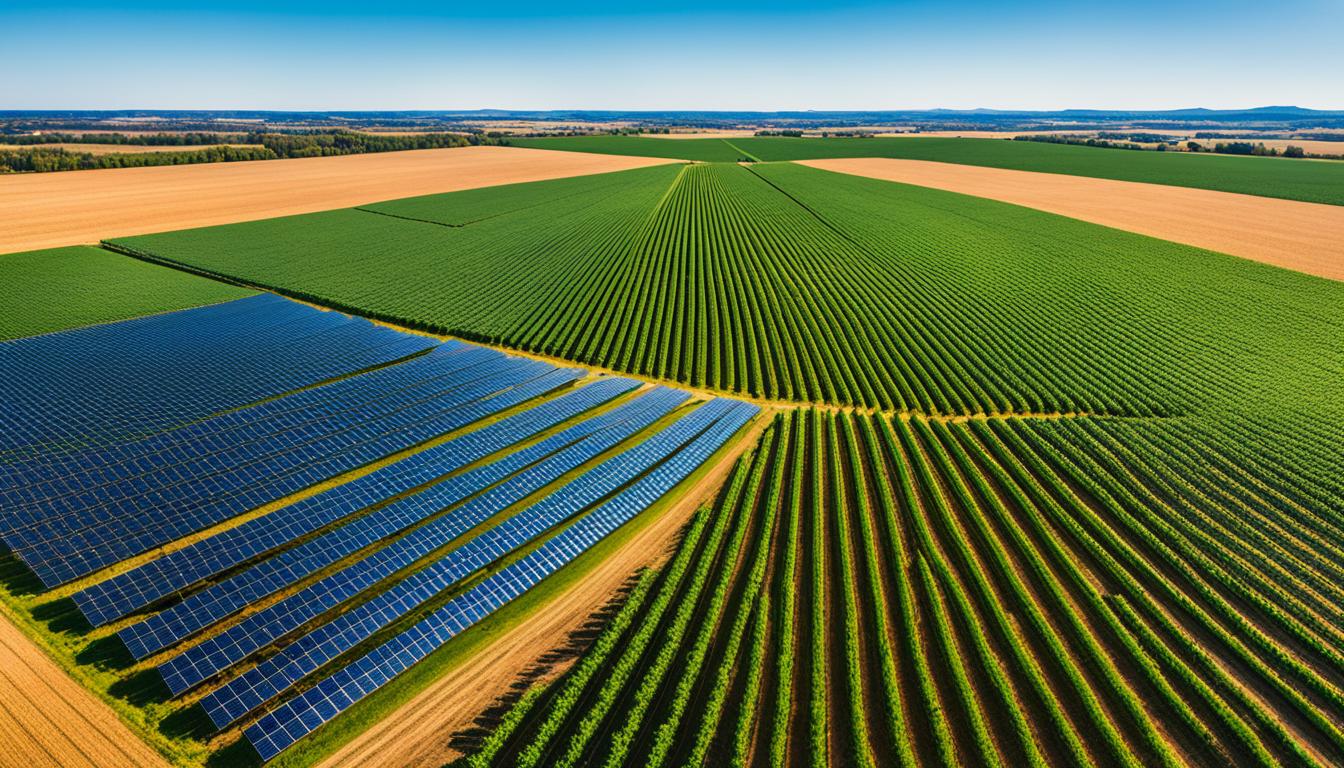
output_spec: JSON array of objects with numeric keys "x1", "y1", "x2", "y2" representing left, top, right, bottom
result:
[
  {"x1": 506, "y1": 135, "x2": 1344, "y2": 205},
  {"x1": 0, "y1": 145, "x2": 674, "y2": 254},
  {"x1": 310, "y1": 413, "x2": 770, "y2": 768},
  {"x1": 0, "y1": 608, "x2": 170, "y2": 768},
  {"x1": 96, "y1": 245, "x2": 1114, "y2": 424},
  {"x1": 799, "y1": 157, "x2": 1344, "y2": 282}
]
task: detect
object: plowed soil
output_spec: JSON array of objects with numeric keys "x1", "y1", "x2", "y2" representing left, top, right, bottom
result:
[
  {"x1": 0, "y1": 612, "x2": 168, "y2": 768},
  {"x1": 0, "y1": 146, "x2": 673, "y2": 254},
  {"x1": 317, "y1": 415, "x2": 770, "y2": 768},
  {"x1": 800, "y1": 157, "x2": 1344, "y2": 282}
]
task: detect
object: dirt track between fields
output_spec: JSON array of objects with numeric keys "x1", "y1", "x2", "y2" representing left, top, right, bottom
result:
[
  {"x1": 0, "y1": 146, "x2": 673, "y2": 254},
  {"x1": 316, "y1": 414, "x2": 770, "y2": 768},
  {"x1": 0, "y1": 612, "x2": 168, "y2": 768},
  {"x1": 800, "y1": 157, "x2": 1344, "y2": 282}
]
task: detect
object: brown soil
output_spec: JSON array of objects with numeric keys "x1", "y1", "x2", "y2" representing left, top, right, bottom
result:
[
  {"x1": 315, "y1": 414, "x2": 770, "y2": 768},
  {"x1": 0, "y1": 145, "x2": 673, "y2": 254},
  {"x1": 0, "y1": 612, "x2": 168, "y2": 768},
  {"x1": 800, "y1": 157, "x2": 1344, "y2": 282}
]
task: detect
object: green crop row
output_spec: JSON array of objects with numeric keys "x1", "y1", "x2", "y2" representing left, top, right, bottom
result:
[
  {"x1": 109, "y1": 161, "x2": 1344, "y2": 428},
  {"x1": 469, "y1": 406, "x2": 1343, "y2": 767}
]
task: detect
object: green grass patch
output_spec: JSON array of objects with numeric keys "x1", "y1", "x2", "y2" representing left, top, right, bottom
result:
[{"x1": 0, "y1": 246, "x2": 252, "y2": 341}]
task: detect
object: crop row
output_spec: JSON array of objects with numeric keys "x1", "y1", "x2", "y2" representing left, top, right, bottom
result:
[
  {"x1": 110, "y1": 161, "x2": 1342, "y2": 426},
  {"x1": 473, "y1": 409, "x2": 1344, "y2": 766}
]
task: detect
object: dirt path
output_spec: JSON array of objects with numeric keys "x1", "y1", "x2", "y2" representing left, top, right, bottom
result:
[
  {"x1": 317, "y1": 415, "x2": 771, "y2": 768},
  {"x1": 0, "y1": 612, "x2": 169, "y2": 768},
  {"x1": 0, "y1": 146, "x2": 673, "y2": 254},
  {"x1": 799, "y1": 157, "x2": 1344, "y2": 282}
]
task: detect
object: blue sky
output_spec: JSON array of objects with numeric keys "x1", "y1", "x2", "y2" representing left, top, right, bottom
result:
[{"x1": 3, "y1": 0, "x2": 1340, "y2": 110}]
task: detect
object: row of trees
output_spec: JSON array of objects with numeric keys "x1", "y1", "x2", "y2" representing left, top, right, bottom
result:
[
  {"x1": 0, "y1": 145, "x2": 276, "y2": 172},
  {"x1": 0, "y1": 131, "x2": 492, "y2": 173},
  {"x1": 1187, "y1": 140, "x2": 1308, "y2": 158}
]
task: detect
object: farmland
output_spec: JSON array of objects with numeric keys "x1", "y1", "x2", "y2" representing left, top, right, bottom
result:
[
  {"x1": 0, "y1": 246, "x2": 251, "y2": 341},
  {"x1": 0, "y1": 145, "x2": 672, "y2": 253},
  {"x1": 0, "y1": 292, "x2": 758, "y2": 766},
  {"x1": 469, "y1": 407, "x2": 1344, "y2": 767},
  {"x1": 112, "y1": 162, "x2": 1343, "y2": 420},
  {"x1": 506, "y1": 135, "x2": 1344, "y2": 205},
  {"x1": 797, "y1": 157, "x2": 1344, "y2": 282},
  {"x1": 1, "y1": 145, "x2": 1341, "y2": 768}
]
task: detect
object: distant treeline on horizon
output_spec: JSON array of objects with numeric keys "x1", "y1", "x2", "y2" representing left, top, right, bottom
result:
[
  {"x1": 0, "y1": 131, "x2": 490, "y2": 173},
  {"x1": 3, "y1": 106, "x2": 1344, "y2": 133}
]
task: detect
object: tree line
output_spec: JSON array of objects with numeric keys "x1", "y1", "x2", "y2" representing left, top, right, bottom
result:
[{"x1": 0, "y1": 131, "x2": 496, "y2": 173}]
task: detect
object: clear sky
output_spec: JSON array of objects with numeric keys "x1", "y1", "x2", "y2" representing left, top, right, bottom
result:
[{"x1": 3, "y1": 0, "x2": 1340, "y2": 111}]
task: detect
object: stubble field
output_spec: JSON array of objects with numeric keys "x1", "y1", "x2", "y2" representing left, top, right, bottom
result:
[{"x1": 0, "y1": 145, "x2": 672, "y2": 253}]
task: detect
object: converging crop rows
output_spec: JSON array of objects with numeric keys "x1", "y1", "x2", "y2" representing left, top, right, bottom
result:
[{"x1": 473, "y1": 409, "x2": 1344, "y2": 767}]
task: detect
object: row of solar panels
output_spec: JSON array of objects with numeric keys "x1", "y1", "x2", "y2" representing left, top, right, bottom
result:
[
  {"x1": 0, "y1": 294, "x2": 434, "y2": 462},
  {"x1": 86, "y1": 376, "x2": 647, "y2": 633},
  {"x1": 1, "y1": 343, "x2": 584, "y2": 587},
  {"x1": 186, "y1": 391, "x2": 728, "y2": 717},
  {"x1": 2, "y1": 295, "x2": 757, "y2": 763},
  {"x1": 245, "y1": 400, "x2": 758, "y2": 760}
]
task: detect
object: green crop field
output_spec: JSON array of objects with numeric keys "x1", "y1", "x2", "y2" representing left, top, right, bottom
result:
[
  {"x1": 467, "y1": 407, "x2": 1344, "y2": 768},
  {"x1": 110, "y1": 162, "x2": 1343, "y2": 421},
  {"x1": 0, "y1": 246, "x2": 253, "y2": 340},
  {"x1": 507, "y1": 135, "x2": 1344, "y2": 205},
  {"x1": 20, "y1": 156, "x2": 1342, "y2": 766}
]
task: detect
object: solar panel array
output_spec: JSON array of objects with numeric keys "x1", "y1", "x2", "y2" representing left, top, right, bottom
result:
[
  {"x1": 5, "y1": 350, "x2": 577, "y2": 587},
  {"x1": 76, "y1": 367, "x2": 632, "y2": 629},
  {"x1": 1, "y1": 292, "x2": 760, "y2": 765},
  {"x1": 179, "y1": 385, "x2": 694, "y2": 706},
  {"x1": 244, "y1": 399, "x2": 759, "y2": 760},
  {"x1": 112, "y1": 377, "x2": 647, "y2": 654},
  {"x1": 0, "y1": 293, "x2": 433, "y2": 462}
]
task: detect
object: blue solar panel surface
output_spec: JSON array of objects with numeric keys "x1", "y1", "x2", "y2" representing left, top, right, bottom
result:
[
  {"x1": 0, "y1": 293, "x2": 762, "y2": 765},
  {"x1": 242, "y1": 400, "x2": 758, "y2": 760},
  {"x1": 0, "y1": 294, "x2": 434, "y2": 462},
  {"x1": 98, "y1": 376, "x2": 640, "y2": 639},
  {"x1": 172, "y1": 386, "x2": 691, "y2": 702},
  {"x1": 11, "y1": 357, "x2": 575, "y2": 587}
]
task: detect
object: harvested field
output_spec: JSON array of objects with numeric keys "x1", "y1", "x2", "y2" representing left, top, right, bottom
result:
[
  {"x1": 800, "y1": 156, "x2": 1344, "y2": 282},
  {"x1": 0, "y1": 611, "x2": 169, "y2": 768},
  {"x1": 0, "y1": 145, "x2": 673, "y2": 254},
  {"x1": 316, "y1": 413, "x2": 769, "y2": 768}
]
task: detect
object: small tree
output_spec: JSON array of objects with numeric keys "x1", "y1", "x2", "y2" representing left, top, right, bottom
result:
[{"x1": 1283, "y1": 145, "x2": 1306, "y2": 158}]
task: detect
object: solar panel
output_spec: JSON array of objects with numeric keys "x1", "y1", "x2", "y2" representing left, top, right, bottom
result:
[
  {"x1": 0, "y1": 294, "x2": 435, "y2": 463},
  {"x1": 243, "y1": 400, "x2": 758, "y2": 760},
  {"x1": 176, "y1": 387, "x2": 690, "y2": 705},
  {"x1": 12, "y1": 359, "x2": 577, "y2": 587},
  {"x1": 101, "y1": 377, "x2": 642, "y2": 643},
  {"x1": 0, "y1": 343, "x2": 478, "y2": 515}
]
